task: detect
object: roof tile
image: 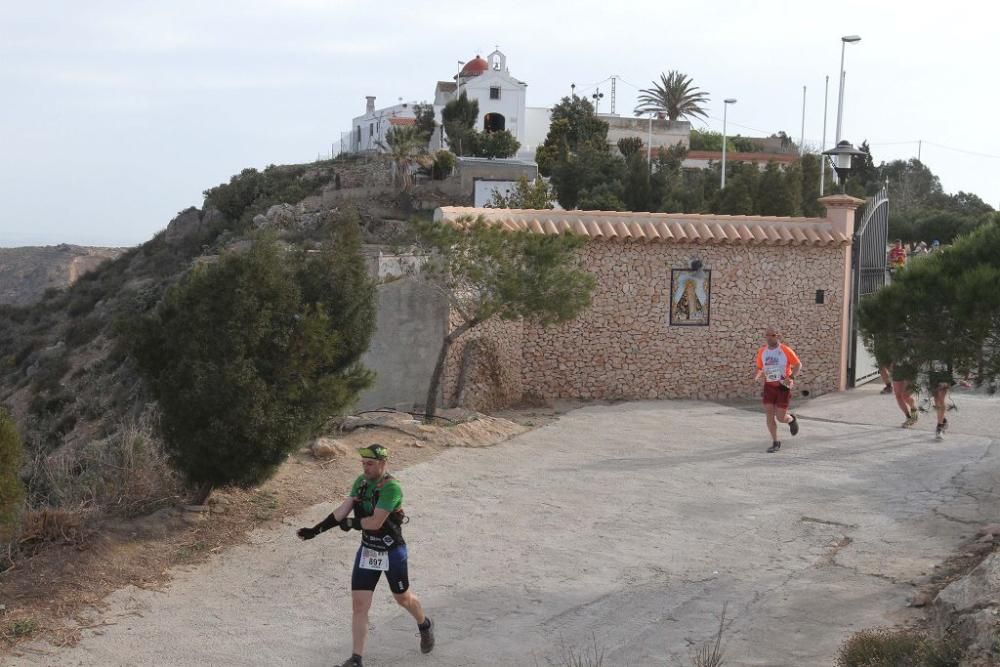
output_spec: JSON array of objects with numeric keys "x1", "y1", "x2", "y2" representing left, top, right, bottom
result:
[{"x1": 434, "y1": 208, "x2": 850, "y2": 246}]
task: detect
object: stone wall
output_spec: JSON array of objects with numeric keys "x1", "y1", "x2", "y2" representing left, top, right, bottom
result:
[
  {"x1": 520, "y1": 240, "x2": 848, "y2": 401},
  {"x1": 604, "y1": 116, "x2": 691, "y2": 153},
  {"x1": 442, "y1": 312, "x2": 523, "y2": 409}
]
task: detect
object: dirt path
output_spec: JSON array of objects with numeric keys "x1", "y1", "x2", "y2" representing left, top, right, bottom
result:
[{"x1": 8, "y1": 389, "x2": 1000, "y2": 666}]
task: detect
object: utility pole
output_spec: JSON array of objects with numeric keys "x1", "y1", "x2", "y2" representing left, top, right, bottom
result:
[
  {"x1": 800, "y1": 85, "x2": 807, "y2": 156},
  {"x1": 592, "y1": 88, "x2": 604, "y2": 114},
  {"x1": 918, "y1": 139, "x2": 922, "y2": 162},
  {"x1": 610, "y1": 76, "x2": 617, "y2": 115},
  {"x1": 820, "y1": 75, "x2": 829, "y2": 195}
]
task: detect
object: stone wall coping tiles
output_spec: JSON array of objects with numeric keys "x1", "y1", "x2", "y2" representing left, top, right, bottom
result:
[{"x1": 435, "y1": 207, "x2": 850, "y2": 246}]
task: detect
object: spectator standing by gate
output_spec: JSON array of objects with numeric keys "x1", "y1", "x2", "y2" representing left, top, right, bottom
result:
[{"x1": 888, "y1": 239, "x2": 907, "y2": 274}]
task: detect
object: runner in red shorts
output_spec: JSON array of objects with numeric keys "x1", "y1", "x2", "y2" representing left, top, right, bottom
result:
[{"x1": 754, "y1": 327, "x2": 802, "y2": 453}]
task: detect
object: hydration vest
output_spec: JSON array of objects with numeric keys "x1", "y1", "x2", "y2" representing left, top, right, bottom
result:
[{"x1": 354, "y1": 474, "x2": 407, "y2": 551}]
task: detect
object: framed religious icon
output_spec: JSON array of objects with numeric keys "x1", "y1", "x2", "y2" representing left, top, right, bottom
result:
[{"x1": 670, "y1": 268, "x2": 711, "y2": 326}]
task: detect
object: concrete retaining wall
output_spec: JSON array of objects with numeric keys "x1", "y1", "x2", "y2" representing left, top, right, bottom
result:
[{"x1": 355, "y1": 278, "x2": 448, "y2": 412}]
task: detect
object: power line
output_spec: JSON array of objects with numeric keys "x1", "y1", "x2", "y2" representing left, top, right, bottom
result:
[
  {"x1": 704, "y1": 115, "x2": 773, "y2": 136},
  {"x1": 868, "y1": 140, "x2": 921, "y2": 147},
  {"x1": 924, "y1": 141, "x2": 1000, "y2": 160}
]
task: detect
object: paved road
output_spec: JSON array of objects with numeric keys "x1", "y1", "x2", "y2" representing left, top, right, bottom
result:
[{"x1": 12, "y1": 386, "x2": 999, "y2": 666}]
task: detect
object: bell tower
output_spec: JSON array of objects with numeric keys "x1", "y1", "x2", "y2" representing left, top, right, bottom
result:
[{"x1": 487, "y1": 49, "x2": 507, "y2": 73}]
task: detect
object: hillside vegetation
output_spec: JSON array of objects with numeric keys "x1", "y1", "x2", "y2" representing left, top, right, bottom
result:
[{"x1": 0, "y1": 158, "x2": 396, "y2": 550}]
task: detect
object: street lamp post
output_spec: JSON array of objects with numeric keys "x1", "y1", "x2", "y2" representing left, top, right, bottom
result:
[
  {"x1": 820, "y1": 74, "x2": 830, "y2": 195},
  {"x1": 834, "y1": 35, "x2": 861, "y2": 147},
  {"x1": 647, "y1": 112, "x2": 653, "y2": 168},
  {"x1": 721, "y1": 98, "x2": 737, "y2": 190}
]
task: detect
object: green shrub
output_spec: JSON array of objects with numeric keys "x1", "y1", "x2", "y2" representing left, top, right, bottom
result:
[
  {"x1": 130, "y1": 229, "x2": 375, "y2": 499},
  {"x1": 28, "y1": 392, "x2": 74, "y2": 419},
  {"x1": 0, "y1": 304, "x2": 29, "y2": 325},
  {"x1": 6, "y1": 617, "x2": 38, "y2": 639},
  {"x1": 690, "y1": 130, "x2": 761, "y2": 152},
  {"x1": 431, "y1": 150, "x2": 456, "y2": 180},
  {"x1": 29, "y1": 353, "x2": 71, "y2": 394},
  {"x1": 202, "y1": 164, "x2": 328, "y2": 229},
  {"x1": 64, "y1": 316, "x2": 104, "y2": 348},
  {"x1": 13, "y1": 338, "x2": 42, "y2": 366},
  {"x1": 0, "y1": 408, "x2": 25, "y2": 541}
]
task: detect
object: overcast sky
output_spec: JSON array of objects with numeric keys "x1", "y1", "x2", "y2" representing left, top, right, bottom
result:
[{"x1": 1, "y1": 0, "x2": 998, "y2": 247}]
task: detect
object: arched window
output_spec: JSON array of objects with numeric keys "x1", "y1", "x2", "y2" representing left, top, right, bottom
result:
[{"x1": 483, "y1": 113, "x2": 506, "y2": 133}]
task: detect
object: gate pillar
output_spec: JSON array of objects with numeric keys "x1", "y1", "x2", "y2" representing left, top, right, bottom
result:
[{"x1": 819, "y1": 194, "x2": 866, "y2": 390}]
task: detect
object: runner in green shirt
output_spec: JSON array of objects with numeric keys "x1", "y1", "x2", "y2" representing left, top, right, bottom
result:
[{"x1": 296, "y1": 444, "x2": 434, "y2": 667}]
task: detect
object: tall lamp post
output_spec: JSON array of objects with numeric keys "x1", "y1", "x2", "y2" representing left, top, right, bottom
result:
[
  {"x1": 720, "y1": 98, "x2": 737, "y2": 190},
  {"x1": 834, "y1": 35, "x2": 861, "y2": 147},
  {"x1": 647, "y1": 112, "x2": 655, "y2": 167}
]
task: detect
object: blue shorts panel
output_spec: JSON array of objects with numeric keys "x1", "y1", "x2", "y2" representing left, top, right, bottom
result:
[{"x1": 351, "y1": 544, "x2": 409, "y2": 593}]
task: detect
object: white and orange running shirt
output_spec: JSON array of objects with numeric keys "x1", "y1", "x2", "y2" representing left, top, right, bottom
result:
[{"x1": 756, "y1": 344, "x2": 801, "y2": 384}]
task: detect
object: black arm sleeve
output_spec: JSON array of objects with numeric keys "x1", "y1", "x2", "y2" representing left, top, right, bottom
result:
[{"x1": 313, "y1": 512, "x2": 340, "y2": 534}]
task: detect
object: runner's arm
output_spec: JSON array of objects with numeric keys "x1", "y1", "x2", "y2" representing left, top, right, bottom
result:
[
  {"x1": 313, "y1": 498, "x2": 356, "y2": 531},
  {"x1": 297, "y1": 497, "x2": 356, "y2": 540},
  {"x1": 358, "y1": 508, "x2": 390, "y2": 531}
]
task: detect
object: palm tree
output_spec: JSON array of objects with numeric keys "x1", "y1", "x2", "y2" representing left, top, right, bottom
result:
[
  {"x1": 384, "y1": 125, "x2": 429, "y2": 191},
  {"x1": 634, "y1": 71, "x2": 710, "y2": 122}
]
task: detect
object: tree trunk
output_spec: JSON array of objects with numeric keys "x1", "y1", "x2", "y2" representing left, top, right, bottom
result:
[
  {"x1": 424, "y1": 318, "x2": 479, "y2": 422},
  {"x1": 193, "y1": 481, "x2": 213, "y2": 506},
  {"x1": 977, "y1": 346, "x2": 985, "y2": 387}
]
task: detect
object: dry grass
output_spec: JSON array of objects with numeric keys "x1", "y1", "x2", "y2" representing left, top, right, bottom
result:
[
  {"x1": 836, "y1": 627, "x2": 963, "y2": 667},
  {"x1": 691, "y1": 603, "x2": 728, "y2": 667},
  {"x1": 25, "y1": 417, "x2": 183, "y2": 518}
]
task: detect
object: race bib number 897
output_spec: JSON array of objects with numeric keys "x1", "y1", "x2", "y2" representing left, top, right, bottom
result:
[{"x1": 360, "y1": 546, "x2": 389, "y2": 571}]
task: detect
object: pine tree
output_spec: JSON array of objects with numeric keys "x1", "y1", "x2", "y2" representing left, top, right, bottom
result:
[{"x1": 131, "y1": 233, "x2": 375, "y2": 501}]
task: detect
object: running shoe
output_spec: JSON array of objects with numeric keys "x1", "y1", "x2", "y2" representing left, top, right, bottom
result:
[
  {"x1": 766, "y1": 441, "x2": 781, "y2": 453},
  {"x1": 418, "y1": 617, "x2": 435, "y2": 654},
  {"x1": 935, "y1": 424, "x2": 944, "y2": 441},
  {"x1": 338, "y1": 656, "x2": 363, "y2": 667},
  {"x1": 788, "y1": 415, "x2": 799, "y2": 436},
  {"x1": 881, "y1": 385, "x2": 893, "y2": 394},
  {"x1": 903, "y1": 412, "x2": 918, "y2": 428}
]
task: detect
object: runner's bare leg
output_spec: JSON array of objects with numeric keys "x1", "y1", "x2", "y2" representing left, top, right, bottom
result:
[
  {"x1": 352, "y1": 590, "x2": 374, "y2": 656},
  {"x1": 393, "y1": 591, "x2": 426, "y2": 624},
  {"x1": 765, "y1": 404, "x2": 778, "y2": 441}
]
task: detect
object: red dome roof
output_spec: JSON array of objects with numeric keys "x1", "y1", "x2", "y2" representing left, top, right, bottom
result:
[{"x1": 461, "y1": 56, "x2": 488, "y2": 77}]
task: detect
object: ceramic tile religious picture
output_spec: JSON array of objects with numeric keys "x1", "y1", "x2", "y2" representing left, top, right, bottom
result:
[{"x1": 670, "y1": 268, "x2": 711, "y2": 326}]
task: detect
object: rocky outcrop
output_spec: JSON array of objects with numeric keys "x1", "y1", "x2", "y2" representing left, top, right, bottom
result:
[
  {"x1": 0, "y1": 245, "x2": 126, "y2": 305},
  {"x1": 164, "y1": 206, "x2": 225, "y2": 246},
  {"x1": 932, "y1": 530, "x2": 1000, "y2": 663}
]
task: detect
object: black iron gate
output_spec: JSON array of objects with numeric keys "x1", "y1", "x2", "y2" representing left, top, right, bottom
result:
[{"x1": 848, "y1": 185, "x2": 890, "y2": 386}]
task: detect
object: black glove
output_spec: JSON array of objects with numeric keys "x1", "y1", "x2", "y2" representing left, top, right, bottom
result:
[
  {"x1": 340, "y1": 516, "x2": 363, "y2": 531},
  {"x1": 299, "y1": 512, "x2": 340, "y2": 540}
]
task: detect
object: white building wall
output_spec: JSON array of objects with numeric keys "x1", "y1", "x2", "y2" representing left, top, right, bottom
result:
[
  {"x1": 349, "y1": 102, "x2": 419, "y2": 153},
  {"x1": 462, "y1": 73, "x2": 526, "y2": 143},
  {"x1": 521, "y1": 107, "x2": 553, "y2": 158}
]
